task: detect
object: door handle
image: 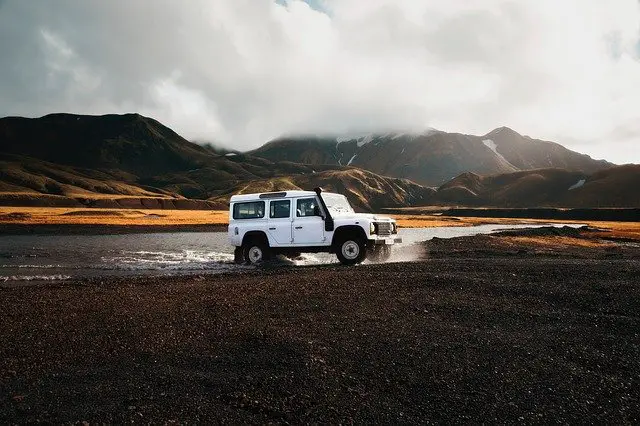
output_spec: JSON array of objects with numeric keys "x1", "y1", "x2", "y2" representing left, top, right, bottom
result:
[
  {"x1": 268, "y1": 227, "x2": 276, "y2": 230},
  {"x1": 295, "y1": 226, "x2": 303, "y2": 229}
]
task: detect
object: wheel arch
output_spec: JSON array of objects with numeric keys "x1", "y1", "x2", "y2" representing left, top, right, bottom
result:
[
  {"x1": 331, "y1": 225, "x2": 367, "y2": 248},
  {"x1": 242, "y1": 230, "x2": 270, "y2": 247}
]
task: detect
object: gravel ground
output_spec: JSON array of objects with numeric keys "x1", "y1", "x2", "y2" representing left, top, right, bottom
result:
[{"x1": 1, "y1": 250, "x2": 639, "y2": 423}]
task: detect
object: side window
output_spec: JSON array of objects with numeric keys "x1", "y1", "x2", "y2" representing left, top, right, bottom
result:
[
  {"x1": 270, "y1": 200, "x2": 290, "y2": 219},
  {"x1": 233, "y1": 201, "x2": 265, "y2": 219},
  {"x1": 296, "y1": 198, "x2": 321, "y2": 217}
]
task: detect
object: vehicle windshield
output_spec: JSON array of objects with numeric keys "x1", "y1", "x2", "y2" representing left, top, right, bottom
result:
[{"x1": 321, "y1": 193, "x2": 354, "y2": 214}]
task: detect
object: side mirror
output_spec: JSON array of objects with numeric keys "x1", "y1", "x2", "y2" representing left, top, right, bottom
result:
[{"x1": 313, "y1": 206, "x2": 321, "y2": 216}]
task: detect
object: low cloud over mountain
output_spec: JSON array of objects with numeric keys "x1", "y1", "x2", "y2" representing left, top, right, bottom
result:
[{"x1": 1, "y1": 1, "x2": 639, "y2": 163}]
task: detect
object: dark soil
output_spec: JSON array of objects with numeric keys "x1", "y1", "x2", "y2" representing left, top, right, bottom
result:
[
  {"x1": 424, "y1": 226, "x2": 638, "y2": 259},
  {"x1": 442, "y1": 208, "x2": 640, "y2": 222},
  {"x1": 494, "y1": 225, "x2": 588, "y2": 237},
  {"x1": 60, "y1": 210, "x2": 126, "y2": 216},
  {"x1": 1, "y1": 255, "x2": 639, "y2": 423},
  {"x1": 0, "y1": 212, "x2": 31, "y2": 222}
]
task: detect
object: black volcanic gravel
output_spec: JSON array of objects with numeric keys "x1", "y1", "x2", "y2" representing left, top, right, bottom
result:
[{"x1": 1, "y1": 257, "x2": 639, "y2": 423}]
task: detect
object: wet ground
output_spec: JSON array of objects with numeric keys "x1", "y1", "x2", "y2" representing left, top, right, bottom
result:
[
  {"x1": 1, "y1": 232, "x2": 639, "y2": 423},
  {"x1": 1, "y1": 224, "x2": 580, "y2": 284}
]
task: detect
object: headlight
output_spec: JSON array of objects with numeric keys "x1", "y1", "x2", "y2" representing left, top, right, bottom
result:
[
  {"x1": 392, "y1": 222, "x2": 397, "y2": 234},
  {"x1": 370, "y1": 222, "x2": 376, "y2": 234}
]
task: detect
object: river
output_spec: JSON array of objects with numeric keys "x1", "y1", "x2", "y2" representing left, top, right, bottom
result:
[{"x1": 0, "y1": 224, "x2": 576, "y2": 285}]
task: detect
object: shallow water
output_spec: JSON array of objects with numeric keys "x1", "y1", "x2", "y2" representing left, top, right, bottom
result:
[{"x1": 0, "y1": 224, "x2": 578, "y2": 285}]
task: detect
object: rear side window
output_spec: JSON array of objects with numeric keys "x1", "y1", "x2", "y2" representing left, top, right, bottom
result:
[
  {"x1": 233, "y1": 201, "x2": 265, "y2": 219},
  {"x1": 270, "y1": 200, "x2": 290, "y2": 218}
]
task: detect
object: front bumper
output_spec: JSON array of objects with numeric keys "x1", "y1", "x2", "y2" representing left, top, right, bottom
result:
[{"x1": 370, "y1": 237, "x2": 402, "y2": 245}]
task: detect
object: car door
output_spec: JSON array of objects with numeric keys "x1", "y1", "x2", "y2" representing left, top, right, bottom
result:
[
  {"x1": 267, "y1": 199, "x2": 292, "y2": 245},
  {"x1": 292, "y1": 197, "x2": 325, "y2": 245}
]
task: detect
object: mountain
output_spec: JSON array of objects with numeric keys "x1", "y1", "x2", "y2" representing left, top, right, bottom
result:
[
  {"x1": 435, "y1": 169, "x2": 588, "y2": 207},
  {"x1": 0, "y1": 113, "x2": 219, "y2": 177},
  {"x1": 0, "y1": 114, "x2": 428, "y2": 210},
  {"x1": 562, "y1": 164, "x2": 640, "y2": 207},
  {"x1": 481, "y1": 127, "x2": 606, "y2": 172},
  {"x1": 210, "y1": 168, "x2": 435, "y2": 212},
  {"x1": 1, "y1": 113, "x2": 636, "y2": 211},
  {"x1": 432, "y1": 165, "x2": 640, "y2": 207},
  {"x1": 250, "y1": 128, "x2": 613, "y2": 186}
]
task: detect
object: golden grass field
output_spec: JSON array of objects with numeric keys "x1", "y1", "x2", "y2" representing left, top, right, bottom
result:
[
  {"x1": 0, "y1": 207, "x2": 228, "y2": 226},
  {"x1": 1, "y1": 207, "x2": 638, "y2": 241},
  {"x1": 506, "y1": 235, "x2": 617, "y2": 249},
  {"x1": 0, "y1": 207, "x2": 555, "y2": 229}
]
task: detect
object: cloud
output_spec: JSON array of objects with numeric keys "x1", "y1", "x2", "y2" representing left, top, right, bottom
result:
[{"x1": 0, "y1": 0, "x2": 639, "y2": 163}]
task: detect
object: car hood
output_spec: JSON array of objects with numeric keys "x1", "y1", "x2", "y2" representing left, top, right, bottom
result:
[{"x1": 330, "y1": 212, "x2": 394, "y2": 221}]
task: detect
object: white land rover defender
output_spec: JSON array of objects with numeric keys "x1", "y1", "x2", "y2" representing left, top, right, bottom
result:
[{"x1": 228, "y1": 187, "x2": 402, "y2": 265}]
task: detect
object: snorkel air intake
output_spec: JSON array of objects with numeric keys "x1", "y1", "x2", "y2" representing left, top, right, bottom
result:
[{"x1": 314, "y1": 187, "x2": 334, "y2": 232}]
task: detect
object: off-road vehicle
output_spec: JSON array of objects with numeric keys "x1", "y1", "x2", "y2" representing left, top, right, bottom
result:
[{"x1": 228, "y1": 188, "x2": 401, "y2": 265}]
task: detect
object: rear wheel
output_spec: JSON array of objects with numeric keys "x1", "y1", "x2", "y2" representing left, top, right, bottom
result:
[
  {"x1": 336, "y1": 236, "x2": 367, "y2": 265},
  {"x1": 242, "y1": 239, "x2": 271, "y2": 265},
  {"x1": 233, "y1": 247, "x2": 244, "y2": 264}
]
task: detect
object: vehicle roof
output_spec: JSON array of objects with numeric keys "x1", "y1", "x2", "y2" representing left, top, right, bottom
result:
[{"x1": 230, "y1": 190, "x2": 324, "y2": 202}]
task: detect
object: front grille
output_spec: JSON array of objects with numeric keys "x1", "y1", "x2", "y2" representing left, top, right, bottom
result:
[{"x1": 376, "y1": 222, "x2": 393, "y2": 236}]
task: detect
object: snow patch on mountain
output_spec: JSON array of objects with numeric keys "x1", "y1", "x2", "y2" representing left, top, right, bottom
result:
[
  {"x1": 568, "y1": 179, "x2": 586, "y2": 190},
  {"x1": 357, "y1": 135, "x2": 374, "y2": 147},
  {"x1": 483, "y1": 139, "x2": 498, "y2": 153},
  {"x1": 336, "y1": 133, "x2": 372, "y2": 143},
  {"x1": 483, "y1": 139, "x2": 517, "y2": 170},
  {"x1": 337, "y1": 128, "x2": 440, "y2": 145},
  {"x1": 347, "y1": 154, "x2": 357, "y2": 165},
  {"x1": 390, "y1": 128, "x2": 440, "y2": 140}
]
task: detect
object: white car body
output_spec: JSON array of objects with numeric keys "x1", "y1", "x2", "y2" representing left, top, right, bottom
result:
[{"x1": 228, "y1": 188, "x2": 401, "y2": 265}]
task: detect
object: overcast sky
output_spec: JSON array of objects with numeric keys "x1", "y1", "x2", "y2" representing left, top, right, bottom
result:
[{"x1": 1, "y1": 0, "x2": 639, "y2": 163}]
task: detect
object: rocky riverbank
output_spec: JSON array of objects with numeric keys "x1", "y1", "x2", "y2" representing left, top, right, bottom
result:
[{"x1": 1, "y1": 246, "x2": 638, "y2": 423}]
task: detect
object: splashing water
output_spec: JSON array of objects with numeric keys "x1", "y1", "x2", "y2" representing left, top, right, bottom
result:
[
  {"x1": 0, "y1": 224, "x2": 579, "y2": 285},
  {"x1": 104, "y1": 250, "x2": 236, "y2": 270}
]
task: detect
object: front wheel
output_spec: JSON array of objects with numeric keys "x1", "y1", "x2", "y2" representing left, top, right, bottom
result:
[
  {"x1": 367, "y1": 245, "x2": 392, "y2": 263},
  {"x1": 336, "y1": 237, "x2": 367, "y2": 265},
  {"x1": 242, "y1": 240, "x2": 271, "y2": 265}
]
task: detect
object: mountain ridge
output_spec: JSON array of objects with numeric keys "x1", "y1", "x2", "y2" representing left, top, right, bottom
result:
[
  {"x1": 250, "y1": 127, "x2": 613, "y2": 186},
  {"x1": 0, "y1": 113, "x2": 636, "y2": 210},
  {"x1": 0, "y1": 113, "x2": 435, "y2": 210},
  {"x1": 0, "y1": 113, "x2": 218, "y2": 177}
]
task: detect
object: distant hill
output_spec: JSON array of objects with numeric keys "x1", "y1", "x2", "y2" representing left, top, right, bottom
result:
[
  {"x1": 250, "y1": 129, "x2": 613, "y2": 186},
  {"x1": 0, "y1": 113, "x2": 218, "y2": 177},
  {"x1": 210, "y1": 168, "x2": 435, "y2": 212},
  {"x1": 432, "y1": 165, "x2": 640, "y2": 207},
  {"x1": 562, "y1": 164, "x2": 640, "y2": 207}
]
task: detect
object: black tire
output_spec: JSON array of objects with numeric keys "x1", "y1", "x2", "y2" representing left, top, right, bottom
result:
[
  {"x1": 233, "y1": 247, "x2": 244, "y2": 264},
  {"x1": 366, "y1": 245, "x2": 392, "y2": 263},
  {"x1": 242, "y1": 239, "x2": 271, "y2": 265},
  {"x1": 336, "y1": 236, "x2": 367, "y2": 265}
]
